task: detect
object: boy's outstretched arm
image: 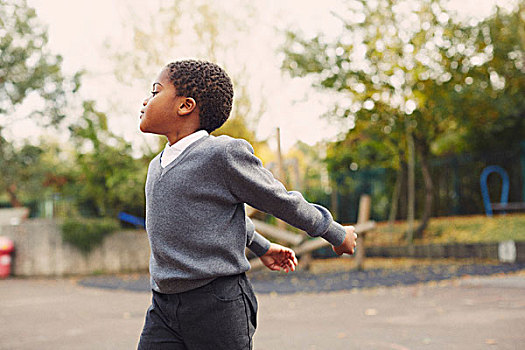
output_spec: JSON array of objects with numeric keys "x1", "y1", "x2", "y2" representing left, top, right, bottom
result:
[
  {"x1": 259, "y1": 243, "x2": 298, "y2": 273},
  {"x1": 224, "y1": 139, "x2": 348, "y2": 249}
]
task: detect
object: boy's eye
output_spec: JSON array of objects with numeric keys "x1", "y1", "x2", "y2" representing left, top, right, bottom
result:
[{"x1": 151, "y1": 91, "x2": 159, "y2": 96}]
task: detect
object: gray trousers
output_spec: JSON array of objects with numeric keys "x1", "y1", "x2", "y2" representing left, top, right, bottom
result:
[{"x1": 138, "y1": 273, "x2": 257, "y2": 350}]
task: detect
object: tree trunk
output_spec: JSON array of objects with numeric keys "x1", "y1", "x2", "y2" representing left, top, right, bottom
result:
[
  {"x1": 406, "y1": 128, "x2": 416, "y2": 243},
  {"x1": 6, "y1": 183, "x2": 22, "y2": 207},
  {"x1": 388, "y1": 163, "x2": 403, "y2": 224},
  {"x1": 388, "y1": 162, "x2": 403, "y2": 243},
  {"x1": 414, "y1": 142, "x2": 433, "y2": 239}
]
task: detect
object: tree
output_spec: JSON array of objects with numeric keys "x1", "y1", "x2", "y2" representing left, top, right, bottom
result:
[
  {"x1": 66, "y1": 101, "x2": 148, "y2": 218},
  {"x1": 0, "y1": 0, "x2": 81, "y2": 127},
  {"x1": 453, "y1": 5, "x2": 525, "y2": 152},
  {"x1": 282, "y1": 0, "x2": 524, "y2": 238},
  {"x1": 0, "y1": 0, "x2": 80, "y2": 205}
]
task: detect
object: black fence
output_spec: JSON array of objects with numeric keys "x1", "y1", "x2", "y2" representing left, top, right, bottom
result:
[{"x1": 328, "y1": 142, "x2": 525, "y2": 223}]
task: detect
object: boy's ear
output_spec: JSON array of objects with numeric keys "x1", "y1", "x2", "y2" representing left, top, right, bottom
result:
[{"x1": 177, "y1": 97, "x2": 197, "y2": 116}]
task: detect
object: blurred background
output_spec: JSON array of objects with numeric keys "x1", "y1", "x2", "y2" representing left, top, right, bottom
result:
[
  {"x1": 1, "y1": 2, "x2": 525, "y2": 348},
  {"x1": 0, "y1": 0, "x2": 524, "y2": 252}
]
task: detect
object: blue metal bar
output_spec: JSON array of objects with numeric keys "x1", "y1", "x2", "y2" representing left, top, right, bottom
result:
[
  {"x1": 480, "y1": 165, "x2": 509, "y2": 217},
  {"x1": 118, "y1": 212, "x2": 145, "y2": 228}
]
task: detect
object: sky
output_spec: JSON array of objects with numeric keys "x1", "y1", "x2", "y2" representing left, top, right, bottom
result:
[{"x1": 10, "y1": 0, "x2": 508, "y2": 152}]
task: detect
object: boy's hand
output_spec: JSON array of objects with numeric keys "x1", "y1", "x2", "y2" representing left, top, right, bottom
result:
[
  {"x1": 259, "y1": 243, "x2": 298, "y2": 273},
  {"x1": 333, "y1": 226, "x2": 358, "y2": 255}
]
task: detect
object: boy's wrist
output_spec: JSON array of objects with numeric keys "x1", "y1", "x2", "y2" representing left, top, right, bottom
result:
[
  {"x1": 247, "y1": 231, "x2": 271, "y2": 257},
  {"x1": 321, "y1": 221, "x2": 346, "y2": 247}
]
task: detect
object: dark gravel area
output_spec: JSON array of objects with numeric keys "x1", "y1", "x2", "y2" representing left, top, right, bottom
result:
[{"x1": 78, "y1": 262, "x2": 525, "y2": 294}]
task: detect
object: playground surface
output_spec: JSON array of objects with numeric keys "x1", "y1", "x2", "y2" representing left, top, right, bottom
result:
[{"x1": 1, "y1": 266, "x2": 524, "y2": 349}]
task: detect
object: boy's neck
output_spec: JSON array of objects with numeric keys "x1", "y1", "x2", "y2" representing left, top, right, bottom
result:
[
  {"x1": 166, "y1": 128, "x2": 200, "y2": 146},
  {"x1": 166, "y1": 111, "x2": 201, "y2": 145}
]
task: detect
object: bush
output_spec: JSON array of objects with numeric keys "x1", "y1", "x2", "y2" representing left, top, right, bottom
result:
[{"x1": 61, "y1": 218, "x2": 120, "y2": 254}]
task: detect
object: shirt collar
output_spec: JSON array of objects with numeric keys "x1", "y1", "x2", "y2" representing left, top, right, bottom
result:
[{"x1": 164, "y1": 129, "x2": 209, "y2": 153}]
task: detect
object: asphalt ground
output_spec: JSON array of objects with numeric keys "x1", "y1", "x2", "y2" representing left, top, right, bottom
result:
[{"x1": 1, "y1": 262, "x2": 524, "y2": 349}]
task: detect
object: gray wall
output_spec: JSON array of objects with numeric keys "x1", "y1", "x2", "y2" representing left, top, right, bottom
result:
[{"x1": 1, "y1": 219, "x2": 150, "y2": 276}]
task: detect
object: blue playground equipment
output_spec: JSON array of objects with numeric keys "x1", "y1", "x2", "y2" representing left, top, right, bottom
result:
[
  {"x1": 118, "y1": 212, "x2": 145, "y2": 228},
  {"x1": 480, "y1": 166, "x2": 509, "y2": 217},
  {"x1": 481, "y1": 143, "x2": 525, "y2": 216}
]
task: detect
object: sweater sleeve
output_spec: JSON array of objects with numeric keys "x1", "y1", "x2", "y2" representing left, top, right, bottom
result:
[
  {"x1": 245, "y1": 216, "x2": 271, "y2": 257},
  {"x1": 223, "y1": 138, "x2": 346, "y2": 247}
]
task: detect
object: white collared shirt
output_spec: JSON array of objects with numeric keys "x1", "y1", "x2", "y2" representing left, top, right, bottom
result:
[{"x1": 160, "y1": 130, "x2": 209, "y2": 168}]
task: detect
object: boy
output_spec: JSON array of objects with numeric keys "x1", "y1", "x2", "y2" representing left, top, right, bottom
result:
[{"x1": 138, "y1": 60, "x2": 357, "y2": 350}]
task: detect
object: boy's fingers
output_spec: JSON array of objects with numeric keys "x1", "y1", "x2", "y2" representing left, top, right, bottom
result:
[
  {"x1": 280, "y1": 260, "x2": 294, "y2": 272},
  {"x1": 287, "y1": 250, "x2": 298, "y2": 264},
  {"x1": 285, "y1": 248, "x2": 295, "y2": 257},
  {"x1": 285, "y1": 257, "x2": 297, "y2": 267}
]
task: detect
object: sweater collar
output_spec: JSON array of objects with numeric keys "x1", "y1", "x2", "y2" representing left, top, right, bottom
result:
[{"x1": 161, "y1": 130, "x2": 209, "y2": 168}]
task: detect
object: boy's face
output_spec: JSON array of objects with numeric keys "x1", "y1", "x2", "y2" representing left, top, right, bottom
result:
[{"x1": 139, "y1": 68, "x2": 179, "y2": 136}]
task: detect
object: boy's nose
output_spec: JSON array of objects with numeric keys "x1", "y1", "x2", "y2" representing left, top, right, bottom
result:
[{"x1": 143, "y1": 98, "x2": 148, "y2": 106}]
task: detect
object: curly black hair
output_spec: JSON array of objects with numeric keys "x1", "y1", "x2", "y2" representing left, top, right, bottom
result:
[{"x1": 165, "y1": 60, "x2": 234, "y2": 133}]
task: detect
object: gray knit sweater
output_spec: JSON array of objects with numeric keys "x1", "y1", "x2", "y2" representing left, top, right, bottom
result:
[{"x1": 145, "y1": 134, "x2": 346, "y2": 293}]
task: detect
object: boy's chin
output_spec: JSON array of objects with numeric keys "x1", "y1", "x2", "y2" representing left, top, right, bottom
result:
[
  {"x1": 140, "y1": 123, "x2": 163, "y2": 136},
  {"x1": 139, "y1": 121, "x2": 152, "y2": 133}
]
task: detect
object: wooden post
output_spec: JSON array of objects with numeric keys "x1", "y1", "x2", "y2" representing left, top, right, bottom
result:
[
  {"x1": 276, "y1": 127, "x2": 285, "y2": 185},
  {"x1": 355, "y1": 194, "x2": 371, "y2": 271},
  {"x1": 275, "y1": 127, "x2": 288, "y2": 230}
]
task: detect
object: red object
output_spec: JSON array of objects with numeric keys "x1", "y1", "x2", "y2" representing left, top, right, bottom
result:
[{"x1": 0, "y1": 237, "x2": 14, "y2": 278}]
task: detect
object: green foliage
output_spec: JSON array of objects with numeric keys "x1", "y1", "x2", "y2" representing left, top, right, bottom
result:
[
  {"x1": 283, "y1": 0, "x2": 524, "y2": 157},
  {"x1": 0, "y1": 133, "x2": 55, "y2": 206},
  {"x1": 0, "y1": 0, "x2": 79, "y2": 126},
  {"x1": 66, "y1": 101, "x2": 148, "y2": 218},
  {"x1": 61, "y1": 217, "x2": 120, "y2": 254},
  {"x1": 457, "y1": 7, "x2": 525, "y2": 152},
  {"x1": 0, "y1": 99, "x2": 149, "y2": 219}
]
